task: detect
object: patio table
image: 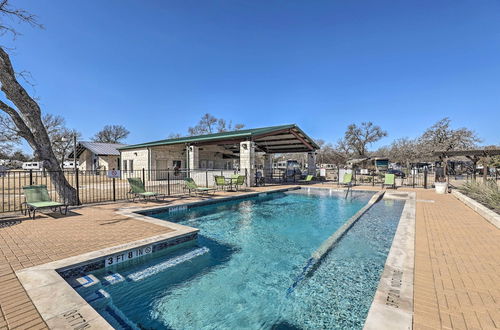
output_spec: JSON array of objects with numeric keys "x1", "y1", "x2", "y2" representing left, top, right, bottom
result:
[{"x1": 224, "y1": 177, "x2": 237, "y2": 191}]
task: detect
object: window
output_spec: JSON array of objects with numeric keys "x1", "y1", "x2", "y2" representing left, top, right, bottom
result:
[
  {"x1": 123, "y1": 160, "x2": 128, "y2": 172},
  {"x1": 172, "y1": 160, "x2": 181, "y2": 169},
  {"x1": 129, "y1": 160, "x2": 134, "y2": 172}
]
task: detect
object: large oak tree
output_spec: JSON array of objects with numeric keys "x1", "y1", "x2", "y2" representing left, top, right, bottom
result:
[{"x1": 0, "y1": 1, "x2": 78, "y2": 204}]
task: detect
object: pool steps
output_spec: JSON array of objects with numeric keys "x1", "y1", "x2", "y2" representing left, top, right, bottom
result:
[
  {"x1": 287, "y1": 190, "x2": 385, "y2": 295},
  {"x1": 104, "y1": 273, "x2": 125, "y2": 285},
  {"x1": 127, "y1": 246, "x2": 210, "y2": 282}
]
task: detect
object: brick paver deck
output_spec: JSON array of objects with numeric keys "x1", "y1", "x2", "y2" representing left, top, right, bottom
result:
[
  {"x1": 0, "y1": 184, "x2": 499, "y2": 329},
  {"x1": 413, "y1": 190, "x2": 500, "y2": 330}
]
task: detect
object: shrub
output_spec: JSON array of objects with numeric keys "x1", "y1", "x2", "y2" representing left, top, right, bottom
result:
[{"x1": 459, "y1": 180, "x2": 500, "y2": 214}]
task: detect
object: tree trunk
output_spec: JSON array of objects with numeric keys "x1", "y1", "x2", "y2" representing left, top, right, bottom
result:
[{"x1": 0, "y1": 47, "x2": 78, "y2": 205}]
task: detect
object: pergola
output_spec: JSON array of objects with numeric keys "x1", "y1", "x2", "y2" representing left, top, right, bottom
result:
[{"x1": 433, "y1": 148, "x2": 500, "y2": 181}]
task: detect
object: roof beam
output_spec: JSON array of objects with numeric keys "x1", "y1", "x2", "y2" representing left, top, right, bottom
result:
[
  {"x1": 192, "y1": 138, "x2": 246, "y2": 147},
  {"x1": 252, "y1": 128, "x2": 292, "y2": 140},
  {"x1": 289, "y1": 129, "x2": 314, "y2": 151}
]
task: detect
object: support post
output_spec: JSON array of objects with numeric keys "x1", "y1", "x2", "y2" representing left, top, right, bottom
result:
[
  {"x1": 424, "y1": 168, "x2": 428, "y2": 189},
  {"x1": 240, "y1": 141, "x2": 256, "y2": 186},
  {"x1": 112, "y1": 177, "x2": 116, "y2": 201},
  {"x1": 307, "y1": 152, "x2": 317, "y2": 176},
  {"x1": 167, "y1": 171, "x2": 171, "y2": 196},
  {"x1": 75, "y1": 168, "x2": 80, "y2": 205}
]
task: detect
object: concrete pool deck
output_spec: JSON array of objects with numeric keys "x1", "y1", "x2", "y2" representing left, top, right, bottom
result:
[{"x1": 0, "y1": 183, "x2": 499, "y2": 329}]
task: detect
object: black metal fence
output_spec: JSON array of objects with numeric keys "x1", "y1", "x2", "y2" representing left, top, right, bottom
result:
[{"x1": 0, "y1": 168, "x2": 243, "y2": 213}]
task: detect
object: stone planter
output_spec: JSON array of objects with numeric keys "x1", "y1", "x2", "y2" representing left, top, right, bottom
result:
[{"x1": 434, "y1": 182, "x2": 448, "y2": 194}]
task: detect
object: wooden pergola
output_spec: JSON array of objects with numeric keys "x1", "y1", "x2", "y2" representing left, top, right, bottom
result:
[{"x1": 433, "y1": 148, "x2": 500, "y2": 181}]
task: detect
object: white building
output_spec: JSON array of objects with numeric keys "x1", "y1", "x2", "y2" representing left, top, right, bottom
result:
[
  {"x1": 69, "y1": 142, "x2": 126, "y2": 172},
  {"x1": 118, "y1": 124, "x2": 319, "y2": 186}
]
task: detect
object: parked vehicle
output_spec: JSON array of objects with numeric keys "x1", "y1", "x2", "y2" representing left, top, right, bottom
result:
[
  {"x1": 62, "y1": 160, "x2": 79, "y2": 169},
  {"x1": 388, "y1": 169, "x2": 405, "y2": 178},
  {"x1": 22, "y1": 162, "x2": 44, "y2": 171}
]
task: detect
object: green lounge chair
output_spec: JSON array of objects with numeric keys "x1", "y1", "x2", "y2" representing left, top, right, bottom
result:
[
  {"x1": 382, "y1": 173, "x2": 396, "y2": 189},
  {"x1": 22, "y1": 185, "x2": 68, "y2": 219},
  {"x1": 340, "y1": 173, "x2": 353, "y2": 187},
  {"x1": 232, "y1": 175, "x2": 246, "y2": 191},
  {"x1": 299, "y1": 175, "x2": 314, "y2": 184},
  {"x1": 214, "y1": 175, "x2": 231, "y2": 191},
  {"x1": 127, "y1": 178, "x2": 161, "y2": 202},
  {"x1": 184, "y1": 178, "x2": 216, "y2": 196}
]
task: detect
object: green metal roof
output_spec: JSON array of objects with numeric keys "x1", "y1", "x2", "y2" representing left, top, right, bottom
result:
[{"x1": 119, "y1": 124, "x2": 319, "y2": 151}]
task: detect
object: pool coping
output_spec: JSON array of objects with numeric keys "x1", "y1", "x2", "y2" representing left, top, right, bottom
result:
[
  {"x1": 14, "y1": 186, "x2": 391, "y2": 329},
  {"x1": 363, "y1": 191, "x2": 416, "y2": 330}
]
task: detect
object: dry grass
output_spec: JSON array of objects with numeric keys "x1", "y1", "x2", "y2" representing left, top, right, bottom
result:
[{"x1": 459, "y1": 180, "x2": 500, "y2": 214}]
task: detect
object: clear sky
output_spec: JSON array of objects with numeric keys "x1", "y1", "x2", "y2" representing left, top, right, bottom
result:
[{"x1": 4, "y1": 0, "x2": 500, "y2": 151}]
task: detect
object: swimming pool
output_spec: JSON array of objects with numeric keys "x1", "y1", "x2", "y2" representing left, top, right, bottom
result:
[{"x1": 66, "y1": 189, "x2": 405, "y2": 329}]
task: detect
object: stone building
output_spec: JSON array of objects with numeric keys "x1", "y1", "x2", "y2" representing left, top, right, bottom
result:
[{"x1": 118, "y1": 124, "x2": 319, "y2": 186}]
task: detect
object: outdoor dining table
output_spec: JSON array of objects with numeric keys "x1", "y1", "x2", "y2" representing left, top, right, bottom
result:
[{"x1": 224, "y1": 177, "x2": 237, "y2": 191}]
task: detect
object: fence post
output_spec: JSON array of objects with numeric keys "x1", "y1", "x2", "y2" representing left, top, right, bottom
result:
[
  {"x1": 167, "y1": 171, "x2": 171, "y2": 196},
  {"x1": 372, "y1": 172, "x2": 374, "y2": 186},
  {"x1": 112, "y1": 177, "x2": 116, "y2": 201},
  {"x1": 424, "y1": 168, "x2": 428, "y2": 189},
  {"x1": 75, "y1": 168, "x2": 80, "y2": 205},
  {"x1": 245, "y1": 168, "x2": 248, "y2": 187},
  {"x1": 29, "y1": 169, "x2": 33, "y2": 185},
  {"x1": 206, "y1": 170, "x2": 209, "y2": 188},
  {"x1": 412, "y1": 169, "x2": 415, "y2": 188},
  {"x1": 142, "y1": 168, "x2": 145, "y2": 183}
]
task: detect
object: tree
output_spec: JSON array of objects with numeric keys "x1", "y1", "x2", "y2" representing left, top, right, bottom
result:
[
  {"x1": 10, "y1": 149, "x2": 30, "y2": 162},
  {"x1": 343, "y1": 122, "x2": 387, "y2": 156},
  {"x1": 314, "y1": 139, "x2": 350, "y2": 166},
  {"x1": 0, "y1": 2, "x2": 78, "y2": 204},
  {"x1": 43, "y1": 114, "x2": 81, "y2": 166},
  {"x1": 387, "y1": 137, "x2": 423, "y2": 168},
  {"x1": 92, "y1": 125, "x2": 129, "y2": 144},
  {"x1": 188, "y1": 113, "x2": 244, "y2": 136},
  {"x1": 1, "y1": 112, "x2": 80, "y2": 166},
  {"x1": 418, "y1": 118, "x2": 481, "y2": 156}
]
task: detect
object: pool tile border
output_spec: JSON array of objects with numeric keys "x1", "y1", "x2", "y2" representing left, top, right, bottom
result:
[{"x1": 363, "y1": 191, "x2": 416, "y2": 330}]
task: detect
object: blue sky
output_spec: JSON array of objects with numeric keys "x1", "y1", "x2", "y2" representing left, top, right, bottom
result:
[{"x1": 4, "y1": 0, "x2": 500, "y2": 151}]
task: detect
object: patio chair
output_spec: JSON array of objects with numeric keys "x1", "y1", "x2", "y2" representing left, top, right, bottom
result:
[
  {"x1": 22, "y1": 185, "x2": 68, "y2": 219},
  {"x1": 340, "y1": 173, "x2": 353, "y2": 187},
  {"x1": 127, "y1": 178, "x2": 162, "y2": 202},
  {"x1": 184, "y1": 178, "x2": 216, "y2": 196},
  {"x1": 382, "y1": 173, "x2": 396, "y2": 189},
  {"x1": 214, "y1": 175, "x2": 231, "y2": 191},
  {"x1": 232, "y1": 175, "x2": 246, "y2": 191},
  {"x1": 299, "y1": 175, "x2": 314, "y2": 184}
]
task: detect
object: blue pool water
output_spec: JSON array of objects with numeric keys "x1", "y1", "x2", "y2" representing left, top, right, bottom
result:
[{"x1": 69, "y1": 189, "x2": 405, "y2": 329}]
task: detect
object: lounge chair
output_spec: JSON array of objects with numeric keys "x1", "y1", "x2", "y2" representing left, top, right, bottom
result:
[
  {"x1": 299, "y1": 175, "x2": 314, "y2": 184},
  {"x1": 22, "y1": 185, "x2": 68, "y2": 219},
  {"x1": 127, "y1": 178, "x2": 162, "y2": 202},
  {"x1": 214, "y1": 175, "x2": 231, "y2": 191},
  {"x1": 184, "y1": 178, "x2": 216, "y2": 196},
  {"x1": 382, "y1": 173, "x2": 396, "y2": 189},
  {"x1": 340, "y1": 173, "x2": 353, "y2": 187},
  {"x1": 232, "y1": 175, "x2": 246, "y2": 191}
]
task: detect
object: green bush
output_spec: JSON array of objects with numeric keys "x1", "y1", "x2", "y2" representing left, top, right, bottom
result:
[{"x1": 459, "y1": 180, "x2": 500, "y2": 214}]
